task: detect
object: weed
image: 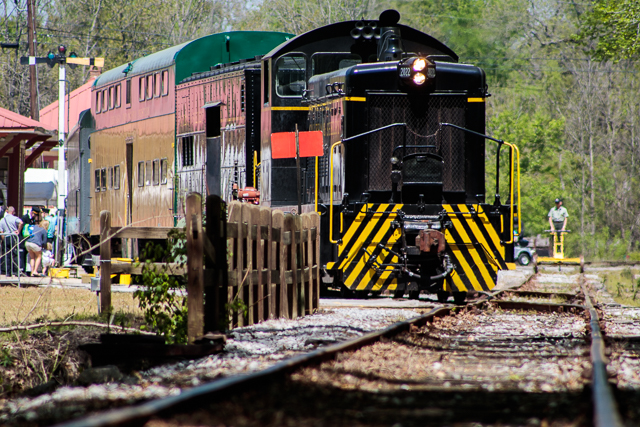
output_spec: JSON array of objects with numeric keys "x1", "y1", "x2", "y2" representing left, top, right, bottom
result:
[
  {"x1": 133, "y1": 228, "x2": 188, "y2": 344},
  {"x1": 1, "y1": 345, "x2": 14, "y2": 367}
]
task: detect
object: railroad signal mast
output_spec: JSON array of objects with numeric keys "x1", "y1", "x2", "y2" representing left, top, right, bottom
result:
[
  {"x1": 21, "y1": 46, "x2": 104, "y2": 211},
  {"x1": 20, "y1": 46, "x2": 104, "y2": 264}
]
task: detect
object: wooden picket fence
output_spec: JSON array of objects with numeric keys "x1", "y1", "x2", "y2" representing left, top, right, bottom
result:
[
  {"x1": 219, "y1": 198, "x2": 321, "y2": 329},
  {"x1": 98, "y1": 192, "x2": 321, "y2": 342}
]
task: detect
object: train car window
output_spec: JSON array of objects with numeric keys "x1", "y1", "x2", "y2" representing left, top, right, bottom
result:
[
  {"x1": 94, "y1": 170, "x2": 100, "y2": 192},
  {"x1": 95, "y1": 91, "x2": 101, "y2": 113},
  {"x1": 114, "y1": 165, "x2": 120, "y2": 189},
  {"x1": 182, "y1": 136, "x2": 194, "y2": 167},
  {"x1": 125, "y1": 79, "x2": 131, "y2": 106},
  {"x1": 145, "y1": 160, "x2": 152, "y2": 186},
  {"x1": 152, "y1": 159, "x2": 159, "y2": 185},
  {"x1": 275, "y1": 54, "x2": 306, "y2": 97},
  {"x1": 137, "y1": 162, "x2": 144, "y2": 187},
  {"x1": 263, "y1": 61, "x2": 269, "y2": 104},
  {"x1": 115, "y1": 84, "x2": 121, "y2": 108},
  {"x1": 139, "y1": 77, "x2": 145, "y2": 102},
  {"x1": 146, "y1": 75, "x2": 153, "y2": 100},
  {"x1": 108, "y1": 167, "x2": 113, "y2": 189},
  {"x1": 160, "y1": 158, "x2": 167, "y2": 184},
  {"x1": 101, "y1": 168, "x2": 107, "y2": 191},
  {"x1": 162, "y1": 70, "x2": 169, "y2": 96},
  {"x1": 154, "y1": 73, "x2": 161, "y2": 97},
  {"x1": 108, "y1": 87, "x2": 113, "y2": 110},
  {"x1": 102, "y1": 89, "x2": 108, "y2": 111},
  {"x1": 311, "y1": 53, "x2": 361, "y2": 76}
]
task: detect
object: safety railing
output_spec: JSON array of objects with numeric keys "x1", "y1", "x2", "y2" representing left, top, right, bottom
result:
[
  {"x1": 0, "y1": 232, "x2": 22, "y2": 286},
  {"x1": 440, "y1": 123, "x2": 521, "y2": 244}
]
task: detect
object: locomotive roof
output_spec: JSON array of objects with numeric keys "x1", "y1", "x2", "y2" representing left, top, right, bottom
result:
[
  {"x1": 262, "y1": 21, "x2": 458, "y2": 62},
  {"x1": 94, "y1": 31, "x2": 293, "y2": 89}
]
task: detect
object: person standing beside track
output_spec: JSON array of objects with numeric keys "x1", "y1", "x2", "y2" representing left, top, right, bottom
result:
[
  {"x1": 0, "y1": 206, "x2": 23, "y2": 276},
  {"x1": 548, "y1": 198, "x2": 568, "y2": 235},
  {"x1": 20, "y1": 207, "x2": 40, "y2": 275}
]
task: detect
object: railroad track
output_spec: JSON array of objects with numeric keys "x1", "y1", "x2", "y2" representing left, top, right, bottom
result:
[{"x1": 49, "y1": 270, "x2": 635, "y2": 427}]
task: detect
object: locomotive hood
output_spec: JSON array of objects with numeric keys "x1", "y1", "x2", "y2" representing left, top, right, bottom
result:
[{"x1": 262, "y1": 10, "x2": 458, "y2": 63}]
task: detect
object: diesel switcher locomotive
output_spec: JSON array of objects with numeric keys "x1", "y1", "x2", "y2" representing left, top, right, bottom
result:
[{"x1": 79, "y1": 10, "x2": 520, "y2": 302}]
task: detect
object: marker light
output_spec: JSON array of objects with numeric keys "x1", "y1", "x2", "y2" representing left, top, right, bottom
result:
[
  {"x1": 413, "y1": 72, "x2": 426, "y2": 85},
  {"x1": 58, "y1": 45, "x2": 66, "y2": 54},
  {"x1": 412, "y1": 58, "x2": 427, "y2": 72}
]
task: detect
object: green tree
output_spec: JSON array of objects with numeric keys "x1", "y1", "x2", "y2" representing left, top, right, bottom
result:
[{"x1": 579, "y1": 0, "x2": 640, "y2": 61}]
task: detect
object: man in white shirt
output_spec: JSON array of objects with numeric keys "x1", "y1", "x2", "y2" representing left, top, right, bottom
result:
[
  {"x1": 0, "y1": 206, "x2": 23, "y2": 276},
  {"x1": 548, "y1": 198, "x2": 568, "y2": 236}
]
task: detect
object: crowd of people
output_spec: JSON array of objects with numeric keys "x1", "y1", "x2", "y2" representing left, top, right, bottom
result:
[{"x1": 0, "y1": 205, "x2": 57, "y2": 277}]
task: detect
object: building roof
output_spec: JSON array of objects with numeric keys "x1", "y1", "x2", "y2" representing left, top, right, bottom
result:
[
  {"x1": 39, "y1": 75, "x2": 97, "y2": 133},
  {"x1": 0, "y1": 106, "x2": 54, "y2": 132}
]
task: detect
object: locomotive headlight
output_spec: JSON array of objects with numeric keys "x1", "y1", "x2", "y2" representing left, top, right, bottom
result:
[
  {"x1": 412, "y1": 58, "x2": 427, "y2": 72},
  {"x1": 398, "y1": 56, "x2": 435, "y2": 91}
]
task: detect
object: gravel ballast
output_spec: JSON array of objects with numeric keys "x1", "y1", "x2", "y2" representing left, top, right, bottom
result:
[{"x1": 0, "y1": 307, "x2": 420, "y2": 426}]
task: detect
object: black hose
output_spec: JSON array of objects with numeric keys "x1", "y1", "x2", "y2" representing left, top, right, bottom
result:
[{"x1": 430, "y1": 254, "x2": 453, "y2": 281}]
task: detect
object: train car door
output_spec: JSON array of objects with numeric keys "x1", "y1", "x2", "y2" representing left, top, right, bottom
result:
[
  {"x1": 126, "y1": 142, "x2": 133, "y2": 225},
  {"x1": 205, "y1": 103, "x2": 222, "y2": 196}
]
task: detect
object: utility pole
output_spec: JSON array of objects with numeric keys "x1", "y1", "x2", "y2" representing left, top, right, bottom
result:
[{"x1": 27, "y1": 0, "x2": 38, "y2": 120}]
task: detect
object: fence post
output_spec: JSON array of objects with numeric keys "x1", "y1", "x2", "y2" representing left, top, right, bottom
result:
[
  {"x1": 242, "y1": 203, "x2": 255, "y2": 325},
  {"x1": 260, "y1": 207, "x2": 271, "y2": 321},
  {"x1": 284, "y1": 213, "x2": 296, "y2": 319},
  {"x1": 272, "y1": 210, "x2": 284, "y2": 318},
  {"x1": 294, "y1": 214, "x2": 303, "y2": 318},
  {"x1": 99, "y1": 210, "x2": 111, "y2": 316},
  {"x1": 251, "y1": 206, "x2": 265, "y2": 323},
  {"x1": 186, "y1": 193, "x2": 204, "y2": 344},
  {"x1": 303, "y1": 214, "x2": 313, "y2": 315},
  {"x1": 228, "y1": 202, "x2": 243, "y2": 327},
  {"x1": 312, "y1": 212, "x2": 320, "y2": 311},
  {"x1": 205, "y1": 195, "x2": 226, "y2": 333}
]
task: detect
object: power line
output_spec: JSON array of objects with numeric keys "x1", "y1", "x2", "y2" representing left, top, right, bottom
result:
[{"x1": 36, "y1": 26, "x2": 173, "y2": 47}]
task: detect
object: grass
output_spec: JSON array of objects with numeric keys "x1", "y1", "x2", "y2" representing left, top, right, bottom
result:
[
  {"x1": 0, "y1": 286, "x2": 144, "y2": 327},
  {"x1": 601, "y1": 268, "x2": 640, "y2": 307}
]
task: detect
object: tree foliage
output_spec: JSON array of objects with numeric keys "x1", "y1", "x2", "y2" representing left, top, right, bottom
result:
[
  {"x1": 579, "y1": 0, "x2": 640, "y2": 61},
  {"x1": 2, "y1": 0, "x2": 640, "y2": 260}
]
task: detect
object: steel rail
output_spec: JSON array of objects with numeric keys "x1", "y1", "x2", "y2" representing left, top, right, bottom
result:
[
  {"x1": 54, "y1": 305, "x2": 455, "y2": 427},
  {"x1": 55, "y1": 273, "x2": 546, "y2": 427},
  {"x1": 581, "y1": 276, "x2": 624, "y2": 427}
]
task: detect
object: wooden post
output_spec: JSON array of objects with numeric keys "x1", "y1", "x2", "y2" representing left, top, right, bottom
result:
[
  {"x1": 272, "y1": 210, "x2": 284, "y2": 318},
  {"x1": 228, "y1": 202, "x2": 243, "y2": 327},
  {"x1": 274, "y1": 210, "x2": 286, "y2": 318},
  {"x1": 312, "y1": 212, "x2": 320, "y2": 311},
  {"x1": 303, "y1": 214, "x2": 313, "y2": 315},
  {"x1": 186, "y1": 193, "x2": 204, "y2": 344},
  {"x1": 99, "y1": 211, "x2": 112, "y2": 316},
  {"x1": 252, "y1": 206, "x2": 264, "y2": 323},
  {"x1": 260, "y1": 207, "x2": 271, "y2": 321},
  {"x1": 285, "y1": 213, "x2": 297, "y2": 319},
  {"x1": 242, "y1": 203, "x2": 255, "y2": 325},
  {"x1": 205, "y1": 195, "x2": 226, "y2": 332},
  {"x1": 294, "y1": 214, "x2": 303, "y2": 317}
]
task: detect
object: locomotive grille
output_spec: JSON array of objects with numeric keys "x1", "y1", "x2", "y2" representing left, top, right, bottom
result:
[{"x1": 367, "y1": 94, "x2": 466, "y2": 192}]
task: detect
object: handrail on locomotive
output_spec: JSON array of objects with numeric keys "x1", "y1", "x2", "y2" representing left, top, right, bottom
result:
[{"x1": 329, "y1": 123, "x2": 521, "y2": 240}]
